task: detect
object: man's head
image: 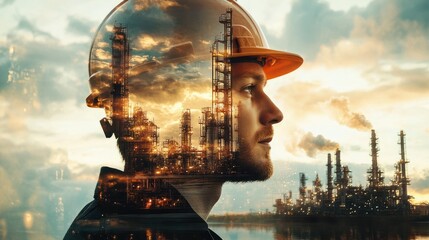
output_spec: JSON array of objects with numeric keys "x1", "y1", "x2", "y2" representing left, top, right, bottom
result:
[{"x1": 86, "y1": 0, "x2": 302, "y2": 178}]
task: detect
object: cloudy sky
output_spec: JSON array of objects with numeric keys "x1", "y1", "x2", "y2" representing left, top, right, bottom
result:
[{"x1": 0, "y1": 0, "x2": 428, "y2": 237}]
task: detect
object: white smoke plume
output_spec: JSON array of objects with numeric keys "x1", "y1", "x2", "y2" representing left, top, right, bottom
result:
[
  {"x1": 328, "y1": 96, "x2": 372, "y2": 131},
  {"x1": 298, "y1": 132, "x2": 339, "y2": 157}
]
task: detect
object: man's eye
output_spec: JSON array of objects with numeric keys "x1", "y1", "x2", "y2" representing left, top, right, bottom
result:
[{"x1": 242, "y1": 84, "x2": 256, "y2": 95}]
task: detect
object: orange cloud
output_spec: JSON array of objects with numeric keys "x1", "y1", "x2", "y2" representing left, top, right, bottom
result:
[{"x1": 134, "y1": 0, "x2": 180, "y2": 11}]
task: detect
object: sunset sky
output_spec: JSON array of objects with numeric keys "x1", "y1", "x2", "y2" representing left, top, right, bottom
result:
[{"x1": 0, "y1": 0, "x2": 428, "y2": 232}]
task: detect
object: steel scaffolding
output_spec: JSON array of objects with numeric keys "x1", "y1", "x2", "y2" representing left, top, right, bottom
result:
[
  {"x1": 110, "y1": 25, "x2": 130, "y2": 139},
  {"x1": 211, "y1": 8, "x2": 234, "y2": 162}
]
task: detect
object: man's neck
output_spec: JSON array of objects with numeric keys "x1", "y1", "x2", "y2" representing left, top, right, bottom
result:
[{"x1": 169, "y1": 179, "x2": 223, "y2": 220}]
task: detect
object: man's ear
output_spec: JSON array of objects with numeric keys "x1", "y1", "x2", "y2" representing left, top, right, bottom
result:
[{"x1": 100, "y1": 117, "x2": 113, "y2": 138}]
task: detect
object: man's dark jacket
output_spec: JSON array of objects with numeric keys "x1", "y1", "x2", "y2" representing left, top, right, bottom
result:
[{"x1": 64, "y1": 167, "x2": 222, "y2": 240}]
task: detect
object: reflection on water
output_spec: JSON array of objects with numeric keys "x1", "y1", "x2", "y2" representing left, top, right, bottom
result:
[{"x1": 209, "y1": 221, "x2": 429, "y2": 240}]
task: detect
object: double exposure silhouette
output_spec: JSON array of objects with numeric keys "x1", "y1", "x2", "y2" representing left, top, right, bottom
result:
[{"x1": 64, "y1": 0, "x2": 302, "y2": 239}]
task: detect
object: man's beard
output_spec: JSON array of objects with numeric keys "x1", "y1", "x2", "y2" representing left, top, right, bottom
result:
[
  {"x1": 116, "y1": 125, "x2": 274, "y2": 181},
  {"x1": 227, "y1": 127, "x2": 274, "y2": 182}
]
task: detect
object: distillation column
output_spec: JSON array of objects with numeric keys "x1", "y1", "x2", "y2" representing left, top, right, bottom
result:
[
  {"x1": 313, "y1": 174, "x2": 323, "y2": 205},
  {"x1": 299, "y1": 173, "x2": 308, "y2": 205},
  {"x1": 398, "y1": 130, "x2": 410, "y2": 212},
  {"x1": 181, "y1": 109, "x2": 192, "y2": 169},
  {"x1": 368, "y1": 129, "x2": 384, "y2": 187},
  {"x1": 199, "y1": 107, "x2": 216, "y2": 171},
  {"x1": 326, "y1": 153, "x2": 334, "y2": 202},
  {"x1": 181, "y1": 109, "x2": 192, "y2": 152}
]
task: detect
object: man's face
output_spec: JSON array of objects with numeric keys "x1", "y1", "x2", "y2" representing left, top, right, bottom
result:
[{"x1": 232, "y1": 62, "x2": 284, "y2": 181}]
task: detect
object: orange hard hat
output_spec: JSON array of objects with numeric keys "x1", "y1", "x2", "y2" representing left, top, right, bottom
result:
[{"x1": 86, "y1": 0, "x2": 303, "y2": 109}]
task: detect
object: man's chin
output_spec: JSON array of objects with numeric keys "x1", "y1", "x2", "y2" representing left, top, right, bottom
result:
[
  {"x1": 226, "y1": 158, "x2": 273, "y2": 182},
  {"x1": 226, "y1": 171, "x2": 272, "y2": 183}
]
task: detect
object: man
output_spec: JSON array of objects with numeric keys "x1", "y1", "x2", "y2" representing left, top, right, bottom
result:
[{"x1": 65, "y1": 0, "x2": 302, "y2": 239}]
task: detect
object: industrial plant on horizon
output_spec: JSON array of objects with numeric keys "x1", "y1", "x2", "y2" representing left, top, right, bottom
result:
[{"x1": 274, "y1": 129, "x2": 429, "y2": 217}]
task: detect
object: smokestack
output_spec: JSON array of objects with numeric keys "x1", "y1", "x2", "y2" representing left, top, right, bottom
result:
[
  {"x1": 326, "y1": 153, "x2": 333, "y2": 202},
  {"x1": 334, "y1": 149, "x2": 342, "y2": 186}
]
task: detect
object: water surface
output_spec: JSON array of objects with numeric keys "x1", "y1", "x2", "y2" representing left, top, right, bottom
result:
[{"x1": 209, "y1": 221, "x2": 429, "y2": 240}]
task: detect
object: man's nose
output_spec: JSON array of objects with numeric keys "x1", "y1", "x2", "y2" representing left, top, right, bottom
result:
[{"x1": 259, "y1": 94, "x2": 284, "y2": 125}]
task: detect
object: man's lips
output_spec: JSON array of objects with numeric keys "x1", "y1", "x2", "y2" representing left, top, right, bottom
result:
[
  {"x1": 258, "y1": 137, "x2": 273, "y2": 144},
  {"x1": 255, "y1": 127, "x2": 274, "y2": 145}
]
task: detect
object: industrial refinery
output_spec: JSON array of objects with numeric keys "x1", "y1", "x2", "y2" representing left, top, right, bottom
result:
[
  {"x1": 90, "y1": 9, "x2": 241, "y2": 176},
  {"x1": 273, "y1": 130, "x2": 429, "y2": 219}
]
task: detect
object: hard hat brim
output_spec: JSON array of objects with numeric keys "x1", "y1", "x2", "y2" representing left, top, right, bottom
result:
[{"x1": 231, "y1": 47, "x2": 303, "y2": 80}]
